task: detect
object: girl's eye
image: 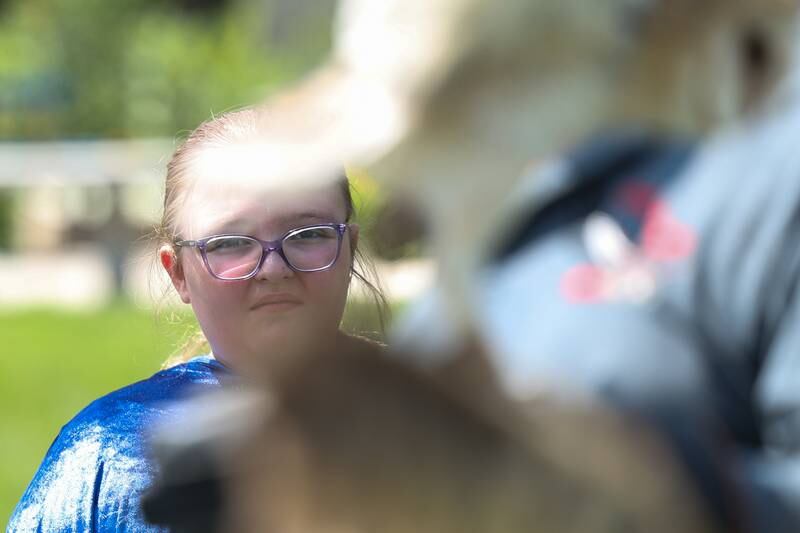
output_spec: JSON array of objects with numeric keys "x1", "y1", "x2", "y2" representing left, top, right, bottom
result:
[{"x1": 206, "y1": 237, "x2": 255, "y2": 253}]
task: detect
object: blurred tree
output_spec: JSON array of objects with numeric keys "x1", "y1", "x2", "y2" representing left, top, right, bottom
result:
[
  {"x1": 171, "y1": 0, "x2": 229, "y2": 13},
  {"x1": 0, "y1": 0, "x2": 332, "y2": 140},
  {"x1": 265, "y1": 0, "x2": 336, "y2": 51}
]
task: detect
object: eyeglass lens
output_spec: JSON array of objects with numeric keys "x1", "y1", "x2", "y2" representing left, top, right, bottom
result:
[{"x1": 204, "y1": 226, "x2": 341, "y2": 279}]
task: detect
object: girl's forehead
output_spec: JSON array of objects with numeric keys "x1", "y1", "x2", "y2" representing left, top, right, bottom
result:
[
  {"x1": 172, "y1": 141, "x2": 349, "y2": 237},
  {"x1": 175, "y1": 177, "x2": 346, "y2": 238},
  {"x1": 190, "y1": 140, "x2": 344, "y2": 194}
]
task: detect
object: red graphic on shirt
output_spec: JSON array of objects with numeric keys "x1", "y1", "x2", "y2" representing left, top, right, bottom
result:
[
  {"x1": 561, "y1": 181, "x2": 697, "y2": 304},
  {"x1": 641, "y1": 201, "x2": 697, "y2": 261},
  {"x1": 561, "y1": 264, "x2": 607, "y2": 303}
]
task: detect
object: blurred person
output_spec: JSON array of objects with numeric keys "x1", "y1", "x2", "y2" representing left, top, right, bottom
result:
[
  {"x1": 396, "y1": 80, "x2": 800, "y2": 532},
  {"x1": 6, "y1": 107, "x2": 387, "y2": 532}
]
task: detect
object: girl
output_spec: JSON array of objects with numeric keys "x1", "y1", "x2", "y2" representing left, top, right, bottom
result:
[{"x1": 8, "y1": 107, "x2": 386, "y2": 532}]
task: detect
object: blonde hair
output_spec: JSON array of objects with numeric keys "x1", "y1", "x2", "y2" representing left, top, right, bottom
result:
[{"x1": 154, "y1": 107, "x2": 389, "y2": 368}]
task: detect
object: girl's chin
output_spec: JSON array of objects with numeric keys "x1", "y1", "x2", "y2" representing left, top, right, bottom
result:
[{"x1": 251, "y1": 328, "x2": 318, "y2": 355}]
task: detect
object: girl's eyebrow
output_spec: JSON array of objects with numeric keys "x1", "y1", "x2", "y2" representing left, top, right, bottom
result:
[
  {"x1": 275, "y1": 212, "x2": 341, "y2": 226},
  {"x1": 204, "y1": 215, "x2": 254, "y2": 235},
  {"x1": 209, "y1": 212, "x2": 340, "y2": 236}
]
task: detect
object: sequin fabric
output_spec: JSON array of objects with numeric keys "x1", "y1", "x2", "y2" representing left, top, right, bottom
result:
[{"x1": 7, "y1": 356, "x2": 232, "y2": 532}]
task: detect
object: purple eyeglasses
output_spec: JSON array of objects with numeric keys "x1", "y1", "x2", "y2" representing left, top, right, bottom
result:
[{"x1": 175, "y1": 223, "x2": 350, "y2": 281}]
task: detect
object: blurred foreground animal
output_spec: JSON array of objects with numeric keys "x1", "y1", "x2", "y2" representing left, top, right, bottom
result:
[
  {"x1": 232, "y1": 342, "x2": 722, "y2": 533},
  {"x1": 146, "y1": 339, "x2": 716, "y2": 533}
]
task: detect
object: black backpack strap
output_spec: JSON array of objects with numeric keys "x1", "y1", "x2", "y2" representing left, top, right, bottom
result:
[{"x1": 492, "y1": 131, "x2": 694, "y2": 263}]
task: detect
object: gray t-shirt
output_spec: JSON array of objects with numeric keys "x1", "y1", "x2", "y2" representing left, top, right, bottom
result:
[{"x1": 398, "y1": 106, "x2": 800, "y2": 532}]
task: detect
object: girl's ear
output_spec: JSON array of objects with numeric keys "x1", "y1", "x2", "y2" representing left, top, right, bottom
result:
[{"x1": 160, "y1": 245, "x2": 191, "y2": 304}]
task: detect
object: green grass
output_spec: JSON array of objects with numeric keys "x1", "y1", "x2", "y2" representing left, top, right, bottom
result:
[
  {"x1": 0, "y1": 301, "x2": 193, "y2": 522},
  {"x1": 0, "y1": 298, "x2": 394, "y2": 522}
]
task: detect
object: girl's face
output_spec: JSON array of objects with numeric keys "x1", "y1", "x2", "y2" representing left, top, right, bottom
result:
[{"x1": 162, "y1": 173, "x2": 357, "y2": 369}]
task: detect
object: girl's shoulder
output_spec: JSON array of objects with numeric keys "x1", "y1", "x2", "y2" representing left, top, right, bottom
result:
[
  {"x1": 27, "y1": 355, "x2": 231, "y2": 469},
  {"x1": 68, "y1": 355, "x2": 231, "y2": 436},
  {"x1": 7, "y1": 356, "x2": 231, "y2": 532}
]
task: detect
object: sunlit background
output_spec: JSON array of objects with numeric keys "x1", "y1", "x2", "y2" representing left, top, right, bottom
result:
[{"x1": 0, "y1": 0, "x2": 432, "y2": 519}]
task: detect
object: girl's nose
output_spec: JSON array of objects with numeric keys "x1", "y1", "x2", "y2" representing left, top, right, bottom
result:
[{"x1": 253, "y1": 249, "x2": 294, "y2": 281}]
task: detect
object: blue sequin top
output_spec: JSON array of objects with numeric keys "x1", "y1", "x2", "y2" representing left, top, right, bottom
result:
[{"x1": 7, "y1": 356, "x2": 232, "y2": 532}]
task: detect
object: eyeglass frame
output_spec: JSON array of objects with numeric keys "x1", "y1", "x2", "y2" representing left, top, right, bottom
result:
[{"x1": 174, "y1": 223, "x2": 351, "y2": 281}]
